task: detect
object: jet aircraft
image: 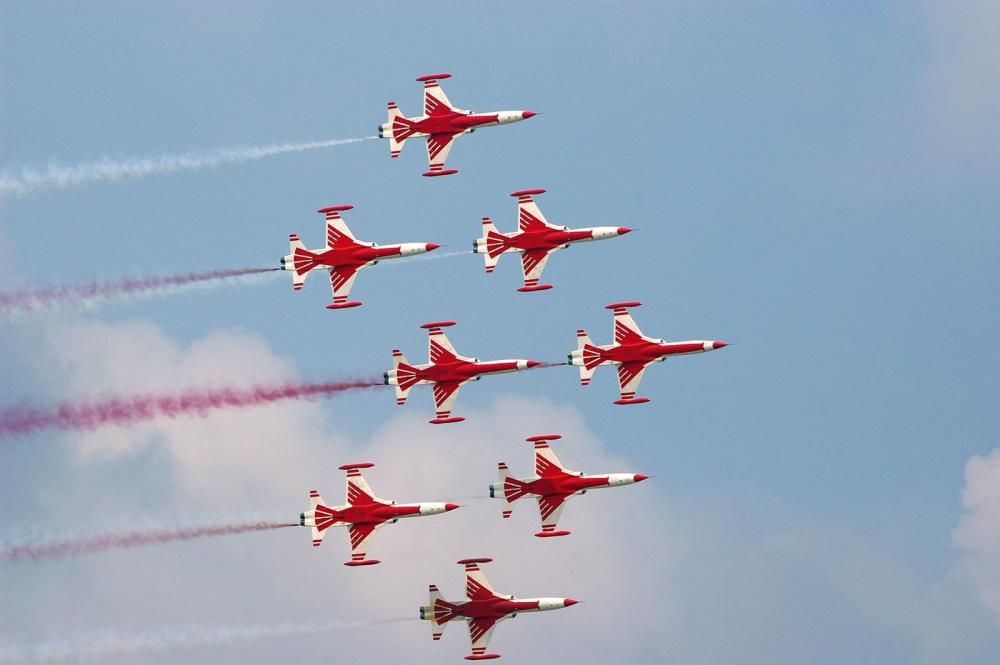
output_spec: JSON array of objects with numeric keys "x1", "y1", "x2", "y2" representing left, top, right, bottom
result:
[
  {"x1": 420, "y1": 557, "x2": 578, "y2": 660},
  {"x1": 300, "y1": 463, "x2": 459, "y2": 566},
  {"x1": 475, "y1": 189, "x2": 631, "y2": 292},
  {"x1": 569, "y1": 302, "x2": 727, "y2": 404},
  {"x1": 384, "y1": 321, "x2": 541, "y2": 424},
  {"x1": 379, "y1": 73, "x2": 536, "y2": 177},
  {"x1": 281, "y1": 205, "x2": 439, "y2": 309}
]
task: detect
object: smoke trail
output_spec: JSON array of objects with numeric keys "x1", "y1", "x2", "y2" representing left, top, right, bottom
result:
[
  {"x1": 532, "y1": 361, "x2": 570, "y2": 369},
  {"x1": 0, "y1": 619, "x2": 410, "y2": 663},
  {"x1": 0, "y1": 268, "x2": 280, "y2": 317},
  {"x1": 0, "y1": 521, "x2": 295, "y2": 563},
  {"x1": 0, "y1": 378, "x2": 384, "y2": 440},
  {"x1": 0, "y1": 137, "x2": 375, "y2": 198},
  {"x1": 382, "y1": 249, "x2": 473, "y2": 268}
]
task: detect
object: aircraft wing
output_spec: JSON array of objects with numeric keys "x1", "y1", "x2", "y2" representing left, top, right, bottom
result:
[
  {"x1": 520, "y1": 248, "x2": 555, "y2": 289},
  {"x1": 537, "y1": 494, "x2": 570, "y2": 535},
  {"x1": 516, "y1": 191, "x2": 557, "y2": 231},
  {"x1": 432, "y1": 381, "x2": 464, "y2": 422},
  {"x1": 464, "y1": 560, "x2": 498, "y2": 600},
  {"x1": 532, "y1": 439, "x2": 566, "y2": 477},
  {"x1": 329, "y1": 266, "x2": 362, "y2": 307},
  {"x1": 423, "y1": 78, "x2": 455, "y2": 115},
  {"x1": 344, "y1": 466, "x2": 379, "y2": 506},
  {"x1": 616, "y1": 361, "x2": 652, "y2": 402},
  {"x1": 426, "y1": 324, "x2": 459, "y2": 362},
  {"x1": 347, "y1": 523, "x2": 379, "y2": 565},
  {"x1": 425, "y1": 133, "x2": 459, "y2": 176},
  {"x1": 611, "y1": 306, "x2": 646, "y2": 344},
  {"x1": 322, "y1": 207, "x2": 357, "y2": 248},
  {"x1": 467, "y1": 618, "x2": 499, "y2": 660}
]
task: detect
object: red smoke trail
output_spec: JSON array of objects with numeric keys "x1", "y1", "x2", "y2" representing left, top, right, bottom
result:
[
  {"x1": 0, "y1": 521, "x2": 297, "y2": 563},
  {"x1": 0, "y1": 379, "x2": 383, "y2": 440},
  {"x1": 0, "y1": 268, "x2": 279, "y2": 315}
]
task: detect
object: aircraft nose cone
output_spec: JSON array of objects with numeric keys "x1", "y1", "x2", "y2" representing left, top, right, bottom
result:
[
  {"x1": 521, "y1": 111, "x2": 537, "y2": 120},
  {"x1": 526, "y1": 360, "x2": 542, "y2": 368},
  {"x1": 713, "y1": 341, "x2": 728, "y2": 350},
  {"x1": 425, "y1": 243, "x2": 441, "y2": 252},
  {"x1": 617, "y1": 227, "x2": 633, "y2": 235},
  {"x1": 634, "y1": 474, "x2": 649, "y2": 483},
  {"x1": 563, "y1": 599, "x2": 579, "y2": 607},
  {"x1": 445, "y1": 503, "x2": 461, "y2": 512}
]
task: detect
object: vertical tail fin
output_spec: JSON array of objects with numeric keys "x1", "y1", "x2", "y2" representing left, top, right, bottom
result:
[
  {"x1": 474, "y1": 217, "x2": 509, "y2": 274},
  {"x1": 490, "y1": 462, "x2": 529, "y2": 518},
  {"x1": 388, "y1": 349, "x2": 419, "y2": 405},
  {"x1": 382, "y1": 102, "x2": 412, "y2": 158},
  {"x1": 420, "y1": 584, "x2": 457, "y2": 640},
  {"x1": 302, "y1": 490, "x2": 327, "y2": 547},
  {"x1": 283, "y1": 234, "x2": 320, "y2": 292},
  {"x1": 571, "y1": 330, "x2": 602, "y2": 385}
]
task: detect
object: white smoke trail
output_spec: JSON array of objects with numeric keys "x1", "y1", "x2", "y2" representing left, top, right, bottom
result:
[
  {"x1": 0, "y1": 268, "x2": 282, "y2": 320},
  {"x1": 383, "y1": 249, "x2": 473, "y2": 267},
  {"x1": 0, "y1": 619, "x2": 409, "y2": 663},
  {"x1": 0, "y1": 137, "x2": 375, "y2": 198}
]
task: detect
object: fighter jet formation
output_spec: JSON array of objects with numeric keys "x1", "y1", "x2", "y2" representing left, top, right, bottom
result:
[{"x1": 7, "y1": 70, "x2": 731, "y2": 662}]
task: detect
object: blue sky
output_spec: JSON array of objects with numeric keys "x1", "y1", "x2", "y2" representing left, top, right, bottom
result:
[{"x1": 2, "y1": 2, "x2": 1000, "y2": 664}]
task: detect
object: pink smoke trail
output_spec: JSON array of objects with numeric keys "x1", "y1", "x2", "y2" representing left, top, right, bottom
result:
[
  {"x1": 0, "y1": 521, "x2": 297, "y2": 563},
  {"x1": 0, "y1": 379, "x2": 384, "y2": 440},
  {"x1": 0, "y1": 268, "x2": 280, "y2": 316}
]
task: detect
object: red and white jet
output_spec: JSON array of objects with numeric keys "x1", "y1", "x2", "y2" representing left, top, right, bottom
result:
[
  {"x1": 384, "y1": 321, "x2": 541, "y2": 424},
  {"x1": 490, "y1": 434, "x2": 648, "y2": 537},
  {"x1": 420, "y1": 557, "x2": 578, "y2": 660},
  {"x1": 280, "y1": 205, "x2": 439, "y2": 309},
  {"x1": 379, "y1": 73, "x2": 536, "y2": 177},
  {"x1": 474, "y1": 189, "x2": 632, "y2": 292},
  {"x1": 569, "y1": 302, "x2": 728, "y2": 405},
  {"x1": 299, "y1": 463, "x2": 459, "y2": 566}
]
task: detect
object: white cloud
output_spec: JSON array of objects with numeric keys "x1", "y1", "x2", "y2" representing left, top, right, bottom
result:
[
  {"x1": 954, "y1": 448, "x2": 1000, "y2": 624},
  {"x1": 915, "y1": 2, "x2": 1000, "y2": 173},
  {"x1": 848, "y1": 3, "x2": 1000, "y2": 195}
]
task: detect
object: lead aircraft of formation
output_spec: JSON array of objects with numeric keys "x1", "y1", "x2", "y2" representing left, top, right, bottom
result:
[{"x1": 570, "y1": 302, "x2": 728, "y2": 404}]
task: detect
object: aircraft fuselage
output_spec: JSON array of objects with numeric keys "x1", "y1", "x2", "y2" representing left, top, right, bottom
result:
[{"x1": 414, "y1": 359, "x2": 534, "y2": 384}]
